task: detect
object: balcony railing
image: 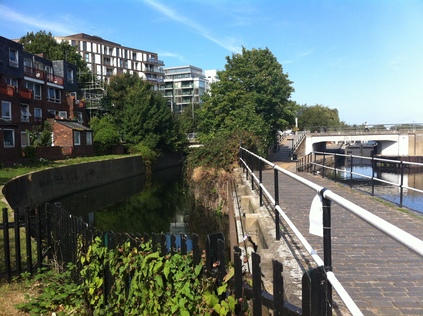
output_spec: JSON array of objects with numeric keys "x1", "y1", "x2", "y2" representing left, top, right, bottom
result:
[
  {"x1": 147, "y1": 57, "x2": 164, "y2": 65},
  {"x1": 0, "y1": 83, "x2": 15, "y2": 96},
  {"x1": 24, "y1": 66, "x2": 45, "y2": 80},
  {"x1": 46, "y1": 73, "x2": 64, "y2": 85},
  {"x1": 18, "y1": 88, "x2": 33, "y2": 99}
]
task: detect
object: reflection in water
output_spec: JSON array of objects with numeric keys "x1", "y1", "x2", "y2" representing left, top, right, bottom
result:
[{"x1": 51, "y1": 166, "x2": 228, "y2": 244}]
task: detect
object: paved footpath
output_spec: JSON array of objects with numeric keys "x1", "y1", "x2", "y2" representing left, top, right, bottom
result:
[{"x1": 258, "y1": 152, "x2": 423, "y2": 315}]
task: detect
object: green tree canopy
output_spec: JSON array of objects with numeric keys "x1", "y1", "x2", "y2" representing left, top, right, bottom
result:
[
  {"x1": 89, "y1": 115, "x2": 121, "y2": 153},
  {"x1": 297, "y1": 104, "x2": 341, "y2": 131},
  {"x1": 19, "y1": 31, "x2": 88, "y2": 74},
  {"x1": 198, "y1": 47, "x2": 296, "y2": 155},
  {"x1": 102, "y1": 74, "x2": 186, "y2": 153}
]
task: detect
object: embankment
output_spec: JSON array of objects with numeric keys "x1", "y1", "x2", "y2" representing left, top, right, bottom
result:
[{"x1": 2, "y1": 154, "x2": 183, "y2": 209}]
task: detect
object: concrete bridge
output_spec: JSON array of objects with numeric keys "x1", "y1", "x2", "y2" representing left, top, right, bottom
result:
[{"x1": 292, "y1": 129, "x2": 423, "y2": 158}]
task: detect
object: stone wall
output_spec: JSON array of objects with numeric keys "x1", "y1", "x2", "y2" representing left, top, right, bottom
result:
[{"x1": 2, "y1": 153, "x2": 183, "y2": 209}]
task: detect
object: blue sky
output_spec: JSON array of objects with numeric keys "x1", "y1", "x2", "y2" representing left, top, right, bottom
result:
[{"x1": 1, "y1": 0, "x2": 422, "y2": 125}]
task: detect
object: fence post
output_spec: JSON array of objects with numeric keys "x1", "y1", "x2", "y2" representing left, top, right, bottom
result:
[
  {"x1": 251, "y1": 155, "x2": 255, "y2": 191},
  {"x1": 274, "y1": 169, "x2": 281, "y2": 240},
  {"x1": 321, "y1": 188, "x2": 333, "y2": 314},
  {"x1": 24, "y1": 206, "x2": 33, "y2": 276},
  {"x1": 313, "y1": 152, "x2": 317, "y2": 175},
  {"x1": 399, "y1": 160, "x2": 404, "y2": 207},
  {"x1": 181, "y1": 234, "x2": 187, "y2": 255},
  {"x1": 349, "y1": 155, "x2": 353, "y2": 187},
  {"x1": 333, "y1": 153, "x2": 338, "y2": 183},
  {"x1": 273, "y1": 259, "x2": 284, "y2": 316},
  {"x1": 13, "y1": 208, "x2": 22, "y2": 276},
  {"x1": 259, "y1": 160, "x2": 263, "y2": 206},
  {"x1": 302, "y1": 266, "x2": 329, "y2": 316},
  {"x1": 252, "y1": 252, "x2": 262, "y2": 316},
  {"x1": 191, "y1": 233, "x2": 201, "y2": 266},
  {"x1": 371, "y1": 157, "x2": 375, "y2": 196},
  {"x1": 36, "y1": 208, "x2": 43, "y2": 269},
  {"x1": 233, "y1": 246, "x2": 243, "y2": 299},
  {"x1": 2, "y1": 208, "x2": 11, "y2": 282},
  {"x1": 322, "y1": 153, "x2": 326, "y2": 178}
]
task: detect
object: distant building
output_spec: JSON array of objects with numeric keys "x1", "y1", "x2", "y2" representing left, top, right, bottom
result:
[
  {"x1": 204, "y1": 69, "x2": 219, "y2": 88},
  {"x1": 55, "y1": 33, "x2": 165, "y2": 89},
  {"x1": 0, "y1": 36, "x2": 93, "y2": 165},
  {"x1": 163, "y1": 65, "x2": 209, "y2": 114}
]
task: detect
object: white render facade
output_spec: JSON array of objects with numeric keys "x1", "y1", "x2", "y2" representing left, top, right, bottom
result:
[
  {"x1": 55, "y1": 33, "x2": 164, "y2": 91},
  {"x1": 163, "y1": 65, "x2": 209, "y2": 114}
]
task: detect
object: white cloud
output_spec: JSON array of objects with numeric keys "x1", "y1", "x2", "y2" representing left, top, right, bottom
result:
[
  {"x1": 0, "y1": 4, "x2": 79, "y2": 36},
  {"x1": 142, "y1": 0, "x2": 242, "y2": 54}
]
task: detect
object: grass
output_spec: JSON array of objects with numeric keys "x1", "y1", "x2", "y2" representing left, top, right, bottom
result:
[{"x1": 0, "y1": 154, "x2": 129, "y2": 315}]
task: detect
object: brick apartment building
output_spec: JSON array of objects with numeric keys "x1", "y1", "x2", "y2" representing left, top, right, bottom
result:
[{"x1": 0, "y1": 36, "x2": 94, "y2": 166}]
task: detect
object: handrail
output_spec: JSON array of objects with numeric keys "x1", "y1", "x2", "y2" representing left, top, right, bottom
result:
[
  {"x1": 240, "y1": 146, "x2": 423, "y2": 316},
  {"x1": 309, "y1": 151, "x2": 423, "y2": 200},
  {"x1": 239, "y1": 147, "x2": 363, "y2": 315}
]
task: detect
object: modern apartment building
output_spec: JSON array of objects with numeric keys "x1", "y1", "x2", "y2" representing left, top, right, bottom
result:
[
  {"x1": 55, "y1": 33, "x2": 165, "y2": 90},
  {"x1": 0, "y1": 36, "x2": 93, "y2": 165},
  {"x1": 163, "y1": 65, "x2": 208, "y2": 114}
]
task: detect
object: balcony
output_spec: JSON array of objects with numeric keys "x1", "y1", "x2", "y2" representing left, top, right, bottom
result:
[
  {"x1": 18, "y1": 88, "x2": 33, "y2": 99},
  {"x1": 46, "y1": 73, "x2": 64, "y2": 85},
  {"x1": 0, "y1": 83, "x2": 15, "y2": 96},
  {"x1": 147, "y1": 57, "x2": 164, "y2": 65},
  {"x1": 24, "y1": 66, "x2": 45, "y2": 80}
]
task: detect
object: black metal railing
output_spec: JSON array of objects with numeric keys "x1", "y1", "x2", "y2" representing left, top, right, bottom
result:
[
  {"x1": 2, "y1": 199, "x2": 336, "y2": 315},
  {"x1": 297, "y1": 151, "x2": 423, "y2": 209}
]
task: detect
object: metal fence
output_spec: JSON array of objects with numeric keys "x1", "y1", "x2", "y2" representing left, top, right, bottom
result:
[
  {"x1": 297, "y1": 151, "x2": 423, "y2": 209},
  {"x1": 1, "y1": 200, "x2": 336, "y2": 315}
]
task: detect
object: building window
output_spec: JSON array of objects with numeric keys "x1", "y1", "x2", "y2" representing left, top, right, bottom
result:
[
  {"x1": 74, "y1": 131, "x2": 81, "y2": 146},
  {"x1": 9, "y1": 48, "x2": 18, "y2": 67},
  {"x1": 82, "y1": 41, "x2": 87, "y2": 51},
  {"x1": 21, "y1": 131, "x2": 30, "y2": 147},
  {"x1": 1, "y1": 101, "x2": 11, "y2": 120},
  {"x1": 3, "y1": 129, "x2": 15, "y2": 147},
  {"x1": 86, "y1": 132, "x2": 93, "y2": 145},
  {"x1": 67, "y1": 69, "x2": 74, "y2": 83},
  {"x1": 76, "y1": 112, "x2": 83, "y2": 123},
  {"x1": 47, "y1": 88, "x2": 61, "y2": 103},
  {"x1": 6, "y1": 77, "x2": 18, "y2": 88},
  {"x1": 26, "y1": 82, "x2": 42, "y2": 100},
  {"x1": 34, "y1": 108, "x2": 42, "y2": 122},
  {"x1": 58, "y1": 111, "x2": 67, "y2": 119},
  {"x1": 21, "y1": 104, "x2": 31, "y2": 122},
  {"x1": 85, "y1": 53, "x2": 89, "y2": 62}
]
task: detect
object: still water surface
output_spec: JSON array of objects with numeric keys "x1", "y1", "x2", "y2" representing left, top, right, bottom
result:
[
  {"x1": 328, "y1": 164, "x2": 423, "y2": 213},
  {"x1": 51, "y1": 166, "x2": 227, "y2": 245}
]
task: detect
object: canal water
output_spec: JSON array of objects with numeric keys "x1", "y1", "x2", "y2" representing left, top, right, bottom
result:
[
  {"x1": 51, "y1": 166, "x2": 228, "y2": 246},
  {"x1": 327, "y1": 159, "x2": 423, "y2": 214}
]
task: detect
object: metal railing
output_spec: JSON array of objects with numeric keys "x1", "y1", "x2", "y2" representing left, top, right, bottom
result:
[
  {"x1": 298, "y1": 151, "x2": 423, "y2": 209},
  {"x1": 239, "y1": 146, "x2": 423, "y2": 316}
]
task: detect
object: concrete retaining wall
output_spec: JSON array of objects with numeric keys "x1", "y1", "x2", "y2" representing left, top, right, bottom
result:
[{"x1": 3, "y1": 153, "x2": 183, "y2": 209}]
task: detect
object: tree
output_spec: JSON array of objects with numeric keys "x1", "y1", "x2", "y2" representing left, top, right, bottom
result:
[
  {"x1": 198, "y1": 47, "x2": 296, "y2": 155},
  {"x1": 104, "y1": 74, "x2": 186, "y2": 153},
  {"x1": 19, "y1": 31, "x2": 90, "y2": 88},
  {"x1": 297, "y1": 104, "x2": 341, "y2": 131},
  {"x1": 89, "y1": 115, "x2": 121, "y2": 153}
]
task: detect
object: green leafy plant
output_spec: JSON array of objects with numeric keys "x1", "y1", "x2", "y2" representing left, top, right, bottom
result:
[
  {"x1": 16, "y1": 264, "x2": 86, "y2": 315},
  {"x1": 16, "y1": 236, "x2": 246, "y2": 315}
]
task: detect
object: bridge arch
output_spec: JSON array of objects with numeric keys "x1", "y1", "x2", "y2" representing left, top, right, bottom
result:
[{"x1": 303, "y1": 133, "x2": 409, "y2": 156}]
